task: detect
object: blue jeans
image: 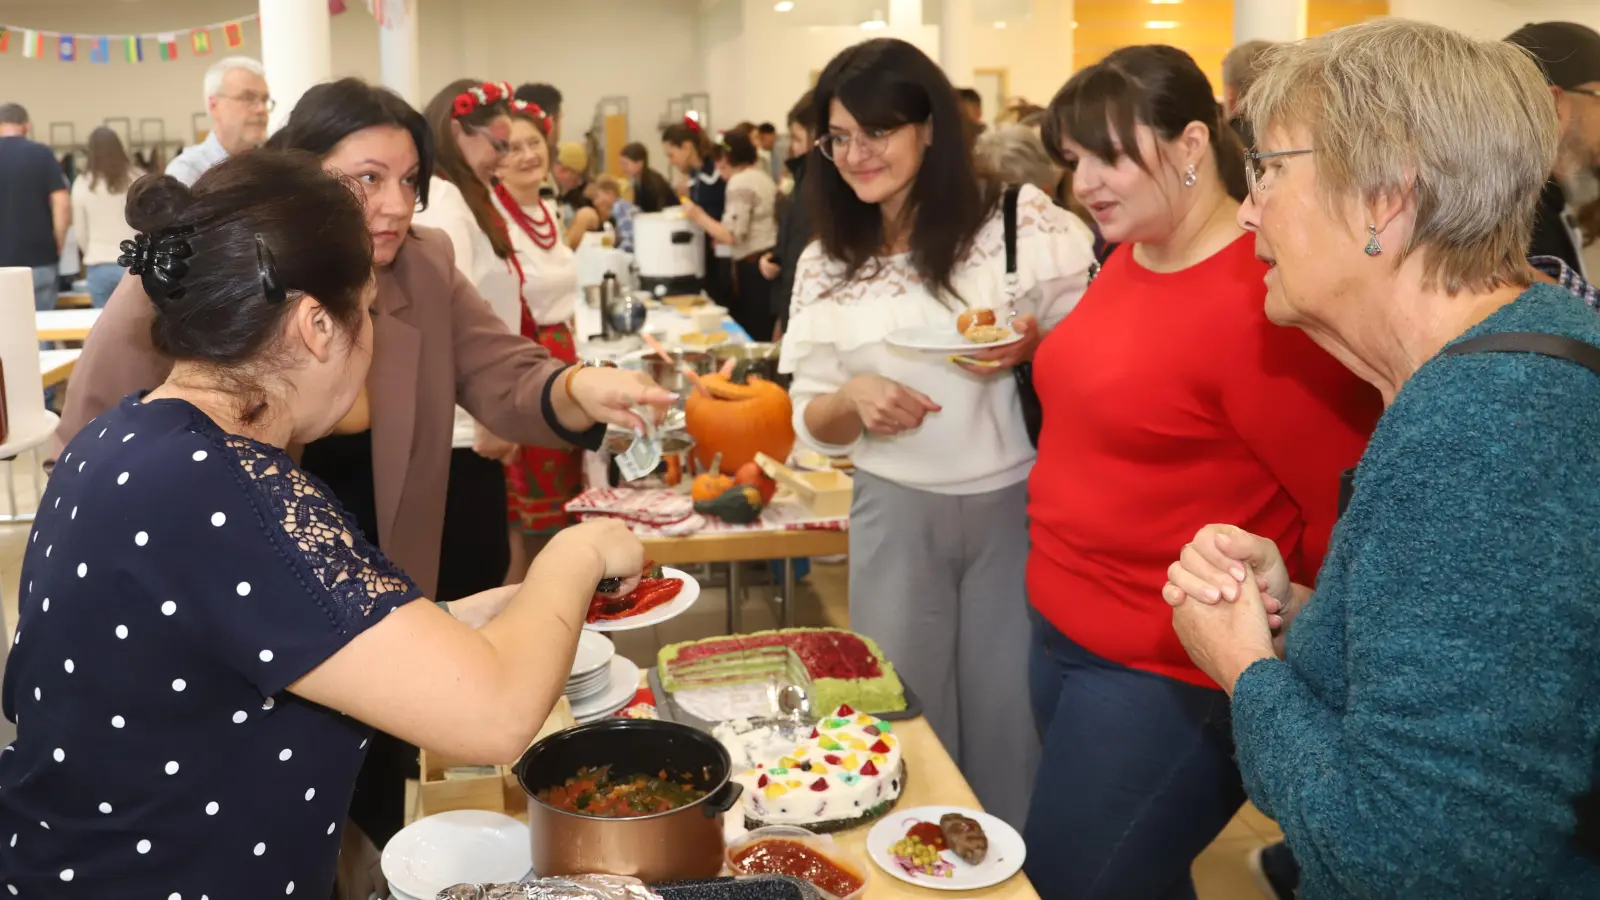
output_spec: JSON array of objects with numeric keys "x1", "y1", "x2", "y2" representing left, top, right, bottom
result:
[
  {"x1": 1023, "y1": 610, "x2": 1245, "y2": 900},
  {"x1": 85, "y1": 263, "x2": 122, "y2": 309},
  {"x1": 31, "y1": 264, "x2": 59, "y2": 311}
]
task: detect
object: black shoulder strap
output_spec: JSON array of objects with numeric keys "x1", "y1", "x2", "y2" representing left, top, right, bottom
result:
[
  {"x1": 1003, "y1": 185, "x2": 1020, "y2": 276},
  {"x1": 1443, "y1": 332, "x2": 1600, "y2": 376}
]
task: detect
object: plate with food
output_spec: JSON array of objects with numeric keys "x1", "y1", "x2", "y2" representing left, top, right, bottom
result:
[
  {"x1": 885, "y1": 309, "x2": 1021, "y2": 354},
  {"x1": 865, "y1": 806, "x2": 1025, "y2": 891},
  {"x1": 586, "y1": 565, "x2": 701, "y2": 632}
]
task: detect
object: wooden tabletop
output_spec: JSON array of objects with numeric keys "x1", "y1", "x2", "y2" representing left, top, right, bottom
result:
[
  {"x1": 39, "y1": 349, "x2": 81, "y2": 388},
  {"x1": 36, "y1": 308, "x2": 100, "y2": 342},
  {"x1": 642, "y1": 528, "x2": 848, "y2": 566}
]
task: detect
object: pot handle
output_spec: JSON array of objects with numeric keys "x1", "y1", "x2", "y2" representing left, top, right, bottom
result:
[{"x1": 703, "y1": 781, "x2": 744, "y2": 818}]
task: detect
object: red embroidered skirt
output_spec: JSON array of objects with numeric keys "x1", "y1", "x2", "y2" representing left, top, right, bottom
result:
[{"x1": 506, "y1": 314, "x2": 583, "y2": 535}]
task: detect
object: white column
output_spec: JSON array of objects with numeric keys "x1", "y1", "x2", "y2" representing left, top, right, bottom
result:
[
  {"x1": 1233, "y1": 0, "x2": 1306, "y2": 45},
  {"x1": 380, "y1": 1, "x2": 421, "y2": 108},
  {"x1": 258, "y1": 0, "x2": 333, "y2": 132},
  {"x1": 940, "y1": 0, "x2": 975, "y2": 88}
]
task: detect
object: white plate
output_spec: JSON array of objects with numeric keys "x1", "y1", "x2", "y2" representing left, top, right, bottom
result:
[
  {"x1": 565, "y1": 676, "x2": 612, "y2": 704},
  {"x1": 583, "y1": 568, "x2": 701, "y2": 632},
  {"x1": 884, "y1": 324, "x2": 1022, "y2": 354},
  {"x1": 571, "y1": 631, "x2": 616, "y2": 678},
  {"x1": 381, "y1": 810, "x2": 532, "y2": 900},
  {"x1": 865, "y1": 806, "x2": 1026, "y2": 892},
  {"x1": 571, "y1": 655, "x2": 641, "y2": 721}
]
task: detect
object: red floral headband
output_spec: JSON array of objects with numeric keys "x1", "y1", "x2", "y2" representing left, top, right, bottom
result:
[
  {"x1": 509, "y1": 99, "x2": 552, "y2": 136},
  {"x1": 682, "y1": 114, "x2": 702, "y2": 134},
  {"x1": 452, "y1": 81, "x2": 512, "y2": 119}
]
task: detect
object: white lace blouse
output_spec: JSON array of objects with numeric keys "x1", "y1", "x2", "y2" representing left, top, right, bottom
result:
[{"x1": 777, "y1": 185, "x2": 1097, "y2": 495}]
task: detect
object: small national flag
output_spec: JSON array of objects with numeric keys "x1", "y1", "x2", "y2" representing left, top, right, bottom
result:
[
  {"x1": 224, "y1": 22, "x2": 243, "y2": 48},
  {"x1": 124, "y1": 35, "x2": 143, "y2": 63},
  {"x1": 58, "y1": 35, "x2": 75, "y2": 62},
  {"x1": 90, "y1": 36, "x2": 109, "y2": 64},
  {"x1": 157, "y1": 33, "x2": 178, "y2": 61},
  {"x1": 21, "y1": 30, "x2": 42, "y2": 59},
  {"x1": 0, "y1": 28, "x2": 10, "y2": 54},
  {"x1": 191, "y1": 29, "x2": 211, "y2": 56}
]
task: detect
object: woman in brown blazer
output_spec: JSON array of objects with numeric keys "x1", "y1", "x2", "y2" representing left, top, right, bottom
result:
[{"x1": 51, "y1": 79, "x2": 668, "y2": 853}]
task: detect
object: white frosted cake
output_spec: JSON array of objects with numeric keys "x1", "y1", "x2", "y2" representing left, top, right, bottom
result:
[{"x1": 729, "y1": 704, "x2": 905, "y2": 833}]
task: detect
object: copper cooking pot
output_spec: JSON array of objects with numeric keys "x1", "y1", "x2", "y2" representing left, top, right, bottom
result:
[{"x1": 515, "y1": 718, "x2": 744, "y2": 883}]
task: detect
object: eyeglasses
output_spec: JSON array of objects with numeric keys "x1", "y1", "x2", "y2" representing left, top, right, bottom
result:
[
  {"x1": 815, "y1": 125, "x2": 905, "y2": 162},
  {"x1": 1245, "y1": 149, "x2": 1314, "y2": 202},
  {"x1": 467, "y1": 125, "x2": 509, "y2": 155},
  {"x1": 504, "y1": 139, "x2": 544, "y2": 158},
  {"x1": 218, "y1": 92, "x2": 275, "y2": 112}
]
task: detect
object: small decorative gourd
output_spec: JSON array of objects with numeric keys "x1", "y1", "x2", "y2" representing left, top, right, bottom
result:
[
  {"x1": 685, "y1": 360, "x2": 796, "y2": 474},
  {"x1": 691, "y1": 452, "x2": 733, "y2": 502},
  {"x1": 694, "y1": 484, "x2": 766, "y2": 525}
]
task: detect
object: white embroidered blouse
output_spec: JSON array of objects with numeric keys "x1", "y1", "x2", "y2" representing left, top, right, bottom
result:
[{"x1": 777, "y1": 184, "x2": 1097, "y2": 495}]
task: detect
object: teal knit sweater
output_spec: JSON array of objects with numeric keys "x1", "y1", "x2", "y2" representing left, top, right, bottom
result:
[{"x1": 1232, "y1": 283, "x2": 1600, "y2": 899}]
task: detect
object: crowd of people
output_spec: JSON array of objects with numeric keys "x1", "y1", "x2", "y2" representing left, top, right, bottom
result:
[{"x1": 0, "y1": 14, "x2": 1598, "y2": 900}]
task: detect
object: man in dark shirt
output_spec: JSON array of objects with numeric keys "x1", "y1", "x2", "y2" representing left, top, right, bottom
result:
[
  {"x1": 1507, "y1": 21, "x2": 1600, "y2": 277},
  {"x1": 0, "y1": 103, "x2": 70, "y2": 310}
]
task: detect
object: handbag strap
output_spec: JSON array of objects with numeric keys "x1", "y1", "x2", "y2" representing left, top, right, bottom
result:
[
  {"x1": 1443, "y1": 332, "x2": 1600, "y2": 376},
  {"x1": 1002, "y1": 185, "x2": 1020, "y2": 284}
]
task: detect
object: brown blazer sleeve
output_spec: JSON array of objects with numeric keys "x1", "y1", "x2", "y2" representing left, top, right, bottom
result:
[
  {"x1": 433, "y1": 231, "x2": 605, "y2": 451},
  {"x1": 51, "y1": 272, "x2": 171, "y2": 458}
]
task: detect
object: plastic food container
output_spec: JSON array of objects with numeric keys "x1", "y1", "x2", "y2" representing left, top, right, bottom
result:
[{"x1": 725, "y1": 826, "x2": 871, "y2": 900}]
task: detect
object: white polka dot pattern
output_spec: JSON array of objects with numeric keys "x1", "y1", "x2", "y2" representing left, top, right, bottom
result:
[{"x1": 164, "y1": 761, "x2": 179, "y2": 775}]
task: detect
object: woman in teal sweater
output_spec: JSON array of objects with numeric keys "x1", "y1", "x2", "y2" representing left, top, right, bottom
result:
[{"x1": 1161, "y1": 19, "x2": 1600, "y2": 899}]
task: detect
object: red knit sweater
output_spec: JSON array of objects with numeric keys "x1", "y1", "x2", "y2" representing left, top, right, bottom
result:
[{"x1": 1027, "y1": 236, "x2": 1380, "y2": 688}]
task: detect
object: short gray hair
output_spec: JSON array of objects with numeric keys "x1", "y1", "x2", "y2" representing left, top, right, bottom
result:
[
  {"x1": 1246, "y1": 17, "x2": 1558, "y2": 293},
  {"x1": 1222, "y1": 40, "x2": 1275, "y2": 95},
  {"x1": 975, "y1": 124, "x2": 1060, "y2": 192},
  {"x1": 203, "y1": 57, "x2": 265, "y2": 107},
  {"x1": 0, "y1": 103, "x2": 27, "y2": 126}
]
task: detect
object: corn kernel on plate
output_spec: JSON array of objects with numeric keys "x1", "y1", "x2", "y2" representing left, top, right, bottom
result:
[{"x1": 864, "y1": 806, "x2": 1026, "y2": 891}]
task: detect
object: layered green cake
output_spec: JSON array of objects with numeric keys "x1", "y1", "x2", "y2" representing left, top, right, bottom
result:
[{"x1": 657, "y1": 628, "x2": 907, "y2": 714}]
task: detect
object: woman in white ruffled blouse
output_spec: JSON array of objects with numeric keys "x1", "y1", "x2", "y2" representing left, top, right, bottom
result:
[{"x1": 778, "y1": 38, "x2": 1096, "y2": 828}]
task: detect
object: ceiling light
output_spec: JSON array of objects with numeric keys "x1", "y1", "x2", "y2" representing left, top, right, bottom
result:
[
  {"x1": 860, "y1": 12, "x2": 887, "y2": 30},
  {"x1": 1144, "y1": 20, "x2": 1180, "y2": 28},
  {"x1": 774, "y1": 1, "x2": 794, "y2": 11},
  {"x1": 993, "y1": 20, "x2": 1007, "y2": 28},
  {"x1": 1150, "y1": 0, "x2": 1182, "y2": 4}
]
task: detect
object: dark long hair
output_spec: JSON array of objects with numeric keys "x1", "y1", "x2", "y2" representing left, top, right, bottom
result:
[
  {"x1": 806, "y1": 38, "x2": 989, "y2": 301},
  {"x1": 662, "y1": 122, "x2": 713, "y2": 164},
  {"x1": 265, "y1": 77, "x2": 434, "y2": 209},
  {"x1": 423, "y1": 79, "x2": 513, "y2": 259},
  {"x1": 1043, "y1": 44, "x2": 1248, "y2": 203},
  {"x1": 721, "y1": 130, "x2": 759, "y2": 167},
  {"x1": 124, "y1": 152, "x2": 372, "y2": 421},
  {"x1": 85, "y1": 126, "x2": 133, "y2": 194}
]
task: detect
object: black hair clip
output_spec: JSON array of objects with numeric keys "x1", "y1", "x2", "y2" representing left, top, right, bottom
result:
[
  {"x1": 118, "y1": 228, "x2": 195, "y2": 300},
  {"x1": 255, "y1": 234, "x2": 286, "y2": 304}
]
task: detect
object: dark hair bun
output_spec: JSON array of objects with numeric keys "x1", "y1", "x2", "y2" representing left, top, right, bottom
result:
[
  {"x1": 125, "y1": 174, "x2": 195, "y2": 235},
  {"x1": 722, "y1": 130, "x2": 758, "y2": 167}
]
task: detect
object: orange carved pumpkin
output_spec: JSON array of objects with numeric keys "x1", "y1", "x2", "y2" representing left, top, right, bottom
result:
[{"x1": 685, "y1": 361, "x2": 796, "y2": 474}]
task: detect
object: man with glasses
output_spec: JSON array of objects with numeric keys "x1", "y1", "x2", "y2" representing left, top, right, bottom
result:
[
  {"x1": 167, "y1": 57, "x2": 272, "y2": 187},
  {"x1": 1507, "y1": 21, "x2": 1600, "y2": 278}
]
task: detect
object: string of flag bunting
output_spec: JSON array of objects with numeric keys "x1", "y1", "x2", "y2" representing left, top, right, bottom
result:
[
  {"x1": 0, "y1": 0, "x2": 406, "y2": 64},
  {"x1": 0, "y1": 14, "x2": 253, "y2": 63}
]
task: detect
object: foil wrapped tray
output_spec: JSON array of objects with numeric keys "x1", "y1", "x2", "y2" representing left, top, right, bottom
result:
[{"x1": 436, "y1": 875, "x2": 821, "y2": 900}]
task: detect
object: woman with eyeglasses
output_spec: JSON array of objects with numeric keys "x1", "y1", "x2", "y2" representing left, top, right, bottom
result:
[
  {"x1": 490, "y1": 99, "x2": 585, "y2": 565},
  {"x1": 777, "y1": 38, "x2": 1097, "y2": 829},
  {"x1": 52, "y1": 78, "x2": 670, "y2": 858},
  {"x1": 1020, "y1": 46, "x2": 1378, "y2": 898}
]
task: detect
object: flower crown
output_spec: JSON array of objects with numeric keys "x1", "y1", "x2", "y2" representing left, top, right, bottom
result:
[
  {"x1": 682, "y1": 114, "x2": 702, "y2": 134},
  {"x1": 452, "y1": 81, "x2": 512, "y2": 119},
  {"x1": 509, "y1": 99, "x2": 552, "y2": 136}
]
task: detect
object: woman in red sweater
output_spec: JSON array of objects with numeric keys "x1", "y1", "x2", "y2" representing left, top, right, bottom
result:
[{"x1": 1022, "y1": 46, "x2": 1378, "y2": 899}]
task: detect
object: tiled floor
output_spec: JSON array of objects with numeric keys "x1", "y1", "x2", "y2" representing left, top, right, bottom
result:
[{"x1": 0, "y1": 453, "x2": 1281, "y2": 898}]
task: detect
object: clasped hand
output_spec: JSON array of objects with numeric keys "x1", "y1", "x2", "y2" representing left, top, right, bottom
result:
[{"x1": 1163, "y1": 525, "x2": 1288, "y2": 694}]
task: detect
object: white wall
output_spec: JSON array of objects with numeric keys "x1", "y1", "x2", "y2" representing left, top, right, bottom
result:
[
  {"x1": 1391, "y1": 0, "x2": 1600, "y2": 39},
  {"x1": 0, "y1": 0, "x2": 702, "y2": 152}
]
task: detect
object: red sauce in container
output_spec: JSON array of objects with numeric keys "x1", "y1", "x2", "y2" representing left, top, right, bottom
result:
[{"x1": 732, "y1": 839, "x2": 865, "y2": 898}]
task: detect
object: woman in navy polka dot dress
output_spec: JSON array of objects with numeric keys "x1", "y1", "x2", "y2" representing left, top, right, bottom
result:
[{"x1": 0, "y1": 153, "x2": 645, "y2": 897}]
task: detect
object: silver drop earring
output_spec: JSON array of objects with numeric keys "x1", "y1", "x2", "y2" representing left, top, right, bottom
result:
[
  {"x1": 1183, "y1": 164, "x2": 1198, "y2": 188},
  {"x1": 1364, "y1": 224, "x2": 1382, "y2": 257}
]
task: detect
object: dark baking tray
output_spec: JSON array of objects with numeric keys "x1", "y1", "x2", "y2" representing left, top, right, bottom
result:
[
  {"x1": 647, "y1": 666, "x2": 923, "y2": 730},
  {"x1": 654, "y1": 875, "x2": 822, "y2": 900}
]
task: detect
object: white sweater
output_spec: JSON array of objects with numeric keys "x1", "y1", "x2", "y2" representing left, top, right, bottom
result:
[
  {"x1": 71, "y1": 174, "x2": 140, "y2": 266},
  {"x1": 778, "y1": 185, "x2": 1097, "y2": 495},
  {"x1": 492, "y1": 192, "x2": 579, "y2": 328},
  {"x1": 413, "y1": 177, "x2": 525, "y2": 448}
]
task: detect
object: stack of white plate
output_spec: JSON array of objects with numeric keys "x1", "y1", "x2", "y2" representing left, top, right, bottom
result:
[
  {"x1": 382, "y1": 810, "x2": 531, "y2": 900},
  {"x1": 566, "y1": 631, "x2": 616, "y2": 704}
]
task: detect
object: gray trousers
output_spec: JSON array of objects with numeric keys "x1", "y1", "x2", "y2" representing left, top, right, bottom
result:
[{"x1": 849, "y1": 470, "x2": 1040, "y2": 828}]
